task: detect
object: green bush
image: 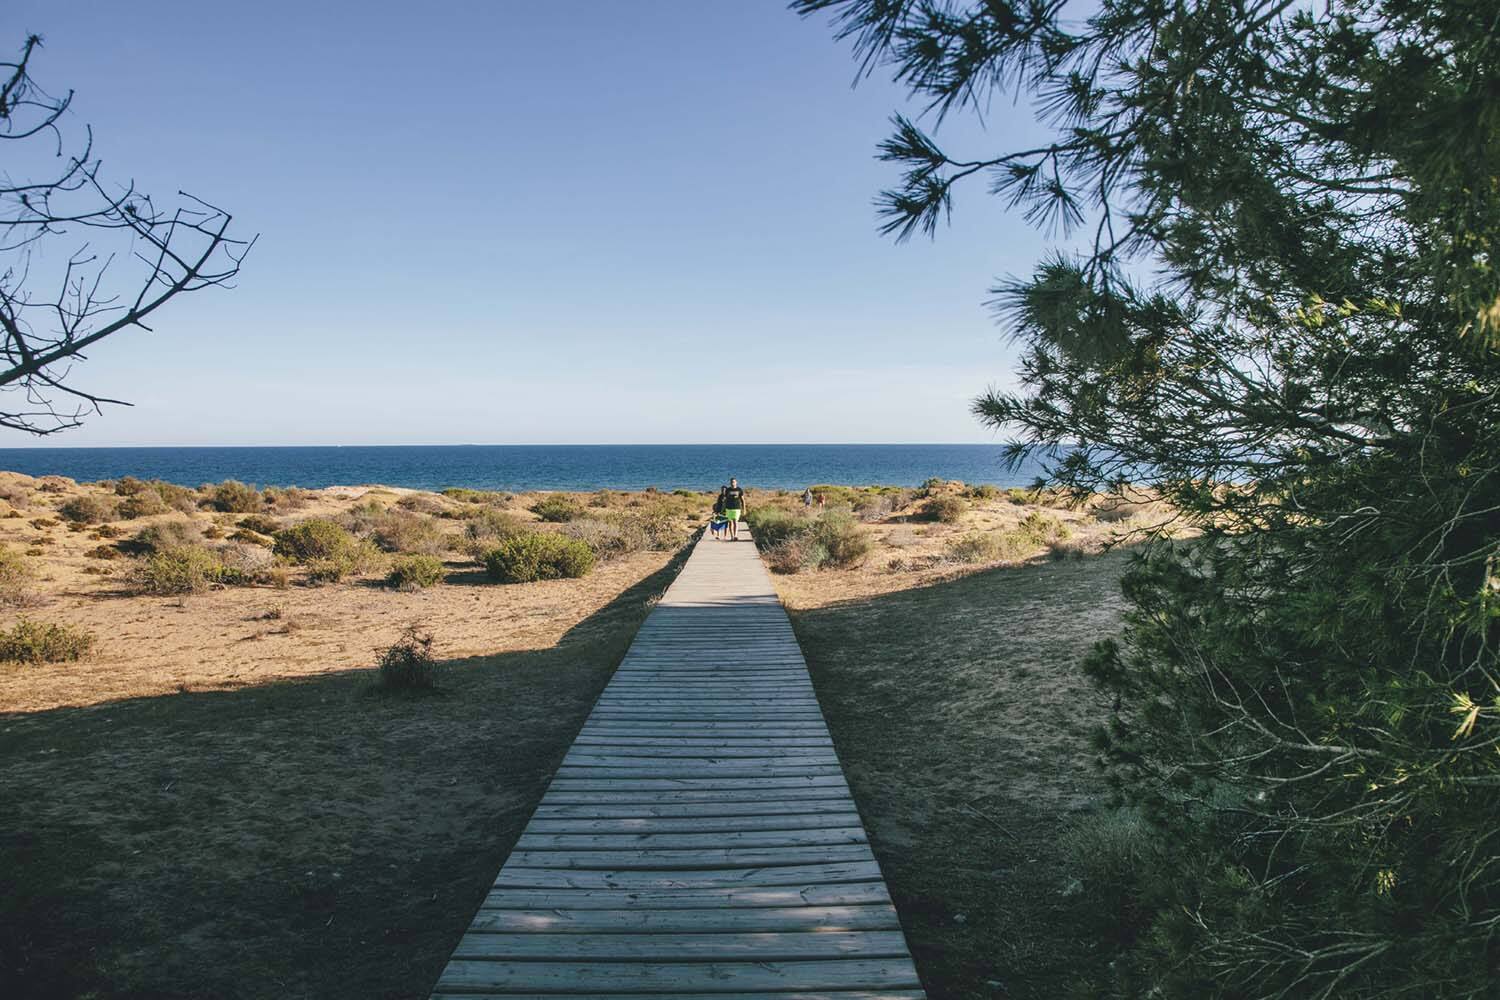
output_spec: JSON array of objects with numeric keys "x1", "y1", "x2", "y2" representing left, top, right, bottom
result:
[
  {"x1": 744, "y1": 506, "x2": 811, "y2": 549},
  {"x1": 965, "y1": 484, "x2": 1002, "y2": 500},
  {"x1": 262, "y1": 485, "x2": 310, "y2": 510},
  {"x1": 369, "y1": 510, "x2": 447, "y2": 555},
  {"x1": 563, "y1": 517, "x2": 649, "y2": 560},
  {"x1": 484, "y1": 532, "x2": 595, "y2": 583},
  {"x1": 945, "y1": 532, "x2": 1005, "y2": 563},
  {"x1": 273, "y1": 519, "x2": 357, "y2": 563},
  {"x1": 58, "y1": 494, "x2": 115, "y2": 524},
  {"x1": 921, "y1": 494, "x2": 967, "y2": 523},
  {"x1": 117, "y1": 489, "x2": 169, "y2": 519},
  {"x1": 136, "y1": 545, "x2": 227, "y2": 595},
  {"x1": 810, "y1": 509, "x2": 873, "y2": 568},
  {"x1": 237, "y1": 514, "x2": 281, "y2": 536},
  {"x1": 126, "y1": 518, "x2": 202, "y2": 555},
  {"x1": 387, "y1": 554, "x2": 445, "y2": 590},
  {"x1": 530, "y1": 494, "x2": 584, "y2": 523},
  {"x1": 375, "y1": 624, "x2": 438, "y2": 690},
  {"x1": 0, "y1": 619, "x2": 95, "y2": 663},
  {"x1": 461, "y1": 509, "x2": 527, "y2": 557},
  {"x1": 0, "y1": 546, "x2": 36, "y2": 606},
  {"x1": 206, "y1": 479, "x2": 262, "y2": 513},
  {"x1": 766, "y1": 535, "x2": 826, "y2": 574}
]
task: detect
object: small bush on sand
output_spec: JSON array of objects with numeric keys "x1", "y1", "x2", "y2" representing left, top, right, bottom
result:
[
  {"x1": 370, "y1": 510, "x2": 448, "y2": 555},
  {"x1": 237, "y1": 514, "x2": 281, "y2": 536},
  {"x1": 387, "y1": 554, "x2": 444, "y2": 591},
  {"x1": 766, "y1": 535, "x2": 825, "y2": 574},
  {"x1": 530, "y1": 494, "x2": 584, "y2": 523},
  {"x1": 206, "y1": 480, "x2": 262, "y2": 513},
  {"x1": 811, "y1": 509, "x2": 872, "y2": 568},
  {"x1": 217, "y1": 543, "x2": 274, "y2": 581},
  {"x1": 0, "y1": 547, "x2": 36, "y2": 606},
  {"x1": 563, "y1": 516, "x2": 649, "y2": 561},
  {"x1": 137, "y1": 545, "x2": 227, "y2": 595},
  {"x1": 375, "y1": 624, "x2": 438, "y2": 691},
  {"x1": 1057, "y1": 808, "x2": 1166, "y2": 944},
  {"x1": 484, "y1": 532, "x2": 595, "y2": 583},
  {"x1": 37, "y1": 476, "x2": 72, "y2": 494},
  {"x1": 262, "y1": 486, "x2": 310, "y2": 510},
  {"x1": 441, "y1": 487, "x2": 509, "y2": 505},
  {"x1": 128, "y1": 518, "x2": 204, "y2": 555},
  {"x1": 0, "y1": 619, "x2": 95, "y2": 663},
  {"x1": 462, "y1": 509, "x2": 527, "y2": 558},
  {"x1": 149, "y1": 481, "x2": 200, "y2": 513},
  {"x1": 921, "y1": 494, "x2": 967, "y2": 524},
  {"x1": 945, "y1": 532, "x2": 1008, "y2": 564},
  {"x1": 588, "y1": 489, "x2": 617, "y2": 508},
  {"x1": 58, "y1": 494, "x2": 115, "y2": 525},
  {"x1": 273, "y1": 519, "x2": 357, "y2": 563},
  {"x1": 966, "y1": 484, "x2": 1002, "y2": 500},
  {"x1": 117, "y1": 489, "x2": 170, "y2": 519},
  {"x1": 0, "y1": 483, "x2": 31, "y2": 509},
  {"x1": 1016, "y1": 511, "x2": 1070, "y2": 545},
  {"x1": 396, "y1": 492, "x2": 444, "y2": 515},
  {"x1": 744, "y1": 507, "x2": 811, "y2": 549}
]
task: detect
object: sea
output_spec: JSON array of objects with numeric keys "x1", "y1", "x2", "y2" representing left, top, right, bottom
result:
[{"x1": 0, "y1": 444, "x2": 1047, "y2": 493}]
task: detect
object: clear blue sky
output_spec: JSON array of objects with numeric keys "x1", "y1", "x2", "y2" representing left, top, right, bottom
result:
[{"x1": 6, "y1": 1, "x2": 1054, "y2": 446}]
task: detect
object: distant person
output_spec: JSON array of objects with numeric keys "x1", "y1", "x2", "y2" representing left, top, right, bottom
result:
[
  {"x1": 802, "y1": 487, "x2": 814, "y2": 508},
  {"x1": 718, "y1": 477, "x2": 746, "y2": 541}
]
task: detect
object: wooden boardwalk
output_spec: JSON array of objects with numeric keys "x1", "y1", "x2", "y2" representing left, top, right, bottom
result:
[{"x1": 431, "y1": 530, "x2": 925, "y2": 999}]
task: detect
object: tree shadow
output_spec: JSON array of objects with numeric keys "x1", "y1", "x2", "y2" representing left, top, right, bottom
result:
[{"x1": 0, "y1": 543, "x2": 693, "y2": 1000}]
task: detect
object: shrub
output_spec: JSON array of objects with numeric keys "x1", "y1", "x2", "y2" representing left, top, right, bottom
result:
[
  {"x1": 36, "y1": 476, "x2": 72, "y2": 494},
  {"x1": 441, "y1": 487, "x2": 509, "y2": 505},
  {"x1": 966, "y1": 484, "x2": 1002, "y2": 500},
  {"x1": 563, "y1": 516, "x2": 649, "y2": 560},
  {"x1": 0, "y1": 619, "x2": 95, "y2": 663},
  {"x1": 744, "y1": 507, "x2": 811, "y2": 549},
  {"x1": 588, "y1": 489, "x2": 617, "y2": 508},
  {"x1": 262, "y1": 486, "x2": 310, "y2": 510},
  {"x1": 945, "y1": 532, "x2": 1005, "y2": 564},
  {"x1": 117, "y1": 489, "x2": 170, "y2": 519},
  {"x1": 85, "y1": 545, "x2": 120, "y2": 561},
  {"x1": 217, "y1": 542, "x2": 273, "y2": 581},
  {"x1": 484, "y1": 532, "x2": 595, "y2": 583},
  {"x1": 766, "y1": 535, "x2": 825, "y2": 574},
  {"x1": 58, "y1": 494, "x2": 115, "y2": 524},
  {"x1": 1016, "y1": 510, "x2": 1070, "y2": 546},
  {"x1": 921, "y1": 494, "x2": 967, "y2": 524},
  {"x1": 273, "y1": 519, "x2": 357, "y2": 563},
  {"x1": 396, "y1": 492, "x2": 444, "y2": 514},
  {"x1": 530, "y1": 494, "x2": 584, "y2": 523},
  {"x1": 387, "y1": 554, "x2": 445, "y2": 591},
  {"x1": 461, "y1": 509, "x2": 527, "y2": 557},
  {"x1": 369, "y1": 510, "x2": 447, "y2": 555},
  {"x1": 137, "y1": 545, "x2": 226, "y2": 595},
  {"x1": 149, "y1": 481, "x2": 200, "y2": 513},
  {"x1": 0, "y1": 547, "x2": 36, "y2": 606},
  {"x1": 237, "y1": 514, "x2": 281, "y2": 536},
  {"x1": 127, "y1": 518, "x2": 203, "y2": 556},
  {"x1": 206, "y1": 479, "x2": 262, "y2": 513},
  {"x1": 229, "y1": 528, "x2": 274, "y2": 547},
  {"x1": 0, "y1": 483, "x2": 31, "y2": 509},
  {"x1": 375, "y1": 624, "x2": 438, "y2": 690},
  {"x1": 810, "y1": 509, "x2": 873, "y2": 568}
]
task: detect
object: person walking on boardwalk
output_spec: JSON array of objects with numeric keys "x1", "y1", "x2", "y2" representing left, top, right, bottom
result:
[{"x1": 718, "y1": 477, "x2": 746, "y2": 541}]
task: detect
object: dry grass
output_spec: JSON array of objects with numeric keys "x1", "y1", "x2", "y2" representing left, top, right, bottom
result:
[{"x1": 781, "y1": 550, "x2": 1134, "y2": 998}]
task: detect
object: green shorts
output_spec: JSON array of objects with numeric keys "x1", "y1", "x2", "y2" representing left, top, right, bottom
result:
[{"x1": 724, "y1": 508, "x2": 742, "y2": 522}]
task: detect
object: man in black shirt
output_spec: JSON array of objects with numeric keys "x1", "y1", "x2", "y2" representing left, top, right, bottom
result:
[{"x1": 718, "y1": 478, "x2": 746, "y2": 541}]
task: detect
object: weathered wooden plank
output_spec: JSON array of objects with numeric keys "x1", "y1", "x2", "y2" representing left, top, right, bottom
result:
[
  {"x1": 451, "y1": 929, "x2": 909, "y2": 961},
  {"x1": 537, "y1": 788, "x2": 855, "y2": 805},
  {"x1": 434, "y1": 958, "x2": 923, "y2": 993},
  {"x1": 531, "y1": 798, "x2": 858, "y2": 818},
  {"x1": 526, "y1": 813, "x2": 864, "y2": 834},
  {"x1": 516, "y1": 828, "x2": 866, "y2": 851},
  {"x1": 571, "y1": 736, "x2": 835, "y2": 749},
  {"x1": 492, "y1": 859, "x2": 886, "y2": 889},
  {"x1": 504, "y1": 844, "x2": 874, "y2": 870},
  {"x1": 434, "y1": 993, "x2": 924, "y2": 1000},
  {"x1": 465, "y1": 903, "x2": 900, "y2": 934},
  {"x1": 554, "y1": 764, "x2": 844, "y2": 779},
  {"x1": 566, "y1": 743, "x2": 835, "y2": 757},
  {"x1": 481, "y1": 882, "x2": 894, "y2": 910}
]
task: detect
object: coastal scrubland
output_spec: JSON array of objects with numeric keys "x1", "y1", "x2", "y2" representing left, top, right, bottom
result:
[
  {"x1": 0, "y1": 474, "x2": 706, "y2": 998},
  {"x1": 1, "y1": 473, "x2": 1166, "y2": 998}
]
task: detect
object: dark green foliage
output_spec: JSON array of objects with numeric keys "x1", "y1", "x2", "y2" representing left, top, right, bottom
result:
[
  {"x1": 57, "y1": 494, "x2": 114, "y2": 524},
  {"x1": 386, "y1": 554, "x2": 444, "y2": 591},
  {"x1": 0, "y1": 619, "x2": 94, "y2": 663},
  {"x1": 920, "y1": 494, "x2": 966, "y2": 523},
  {"x1": 374, "y1": 624, "x2": 437, "y2": 690},
  {"x1": 116, "y1": 488, "x2": 169, "y2": 519},
  {"x1": 205, "y1": 480, "x2": 261, "y2": 513},
  {"x1": 125, "y1": 518, "x2": 201, "y2": 555},
  {"x1": 529, "y1": 494, "x2": 584, "y2": 523},
  {"x1": 483, "y1": 532, "x2": 595, "y2": 583},
  {"x1": 461, "y1": 509, "x2": 527, "y2": 558},
  {"x1": 235, "y1": 514, "x2": 280, "y2": 536},
  {"x1": 803, "y1": 1, "x2": 1500, "y2": 995},
  {"x1": 367, "y1": 510, "x2": 447, "y2": 555}
]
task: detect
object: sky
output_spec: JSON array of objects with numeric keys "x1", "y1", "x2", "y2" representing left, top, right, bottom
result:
[{"x1": 4, "y1": 1, "x2": 1057, "y2": 446}]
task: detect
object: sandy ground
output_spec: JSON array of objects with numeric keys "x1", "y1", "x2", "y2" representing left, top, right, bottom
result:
[{"x1": 0, "y1": 474, "x2": 707, "y2": 711}]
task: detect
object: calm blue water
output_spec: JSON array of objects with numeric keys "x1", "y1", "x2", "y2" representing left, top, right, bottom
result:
[{"x1": 0, "y1": 444, "x2": 1042, "y2": 492}]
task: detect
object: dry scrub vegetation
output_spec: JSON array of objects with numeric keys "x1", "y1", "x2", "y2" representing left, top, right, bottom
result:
[{"x1": 0, "y1": 471, "x2": 709, "y2": 999}]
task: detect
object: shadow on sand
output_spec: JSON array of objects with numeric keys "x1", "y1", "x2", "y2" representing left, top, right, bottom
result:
[{"x1": 0, "y1": 544, "x2": 692, "y2": 1000}]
